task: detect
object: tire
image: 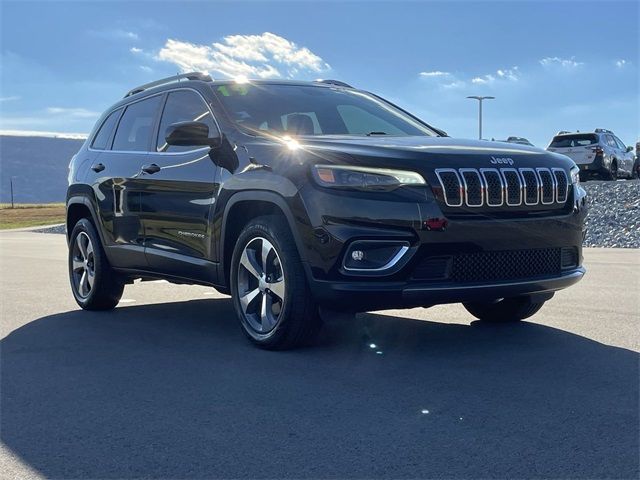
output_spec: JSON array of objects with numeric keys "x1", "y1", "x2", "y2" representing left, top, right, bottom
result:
[
  {"x1": 68, "y1": 218, "x2": 124, "y2": 310},
  {"x1": 463, "y1": 295, "x2": 546, "y2": 323},
  {"x1": 604, "y1": 159, "x2": 618, "y2": 181},
  {"x1": 230, "y1": 215, "x2": 321, "y2": 349}
]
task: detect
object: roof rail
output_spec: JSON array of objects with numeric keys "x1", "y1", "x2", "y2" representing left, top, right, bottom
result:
[
  {"x1": 594, "y1": 128, "x2": 613, "y2": 134},
  {"x1": 124, "y1": 72, "x2": 213, "y2": 98},
  {"x1": 556, "y1": 130, "x2": 571, "y2": 135},
  {"x1": 316, "y1": 79, "x2": 353, "y2": 88}
]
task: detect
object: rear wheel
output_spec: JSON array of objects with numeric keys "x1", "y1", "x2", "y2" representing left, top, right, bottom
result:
[
  {"x1": 68, "y1": 218, "x2": 124, "y2": 310},
  {"x1": 463, "y1": 295, "x2": 546, "y2": 322},
  {"x1": 604, "y1": 159, "x2": 618, "y2": 181},
  {"x1": 230, "y1": 215, "x2": 321, "y2": 349}
]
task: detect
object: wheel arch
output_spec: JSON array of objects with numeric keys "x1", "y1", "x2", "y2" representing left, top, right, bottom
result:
[
  {"x1": 66, "y1": 192, "x2": 103, "y2": 245},
  {"x1": 219, "y1": 190, "x2": 309, "y2": 288}
]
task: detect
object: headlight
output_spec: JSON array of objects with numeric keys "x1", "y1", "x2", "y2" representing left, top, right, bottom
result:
[
  {"x1": 570, "y1": 166, "x2": 580, "y2": 185},
  {"x1": 312, "y1": 164, "x2": 426, "y2": 191}
]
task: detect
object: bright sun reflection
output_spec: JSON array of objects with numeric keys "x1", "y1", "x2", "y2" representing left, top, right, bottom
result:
[
  {"x1": 282, "y1": 135, "x2": 301, "y2": 151},
  {"x1": 234, "y1": 75, "x2": 249, "y2": 84}
]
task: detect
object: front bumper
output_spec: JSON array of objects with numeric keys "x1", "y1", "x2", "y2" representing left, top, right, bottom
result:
[
  {"x1": 296, "y1": 183, "x2": 587, "y2": 311},
  {"x1": 312, "y1": 268, "x2": 585, "y2": 311}
]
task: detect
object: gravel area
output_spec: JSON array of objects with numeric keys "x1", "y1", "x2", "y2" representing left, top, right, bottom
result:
[
  {"x1": 33, "y1": 224, "x2": 66, "y2": 235},
  {"x1": 32, "y1": 181, "x2": 639, "y2": 248},
  {"x1": 583, "y1": 180, "x2": 640, "y2": 248}
]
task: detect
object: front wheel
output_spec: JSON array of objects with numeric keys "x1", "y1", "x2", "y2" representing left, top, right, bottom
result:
[
  {"x1": 463, "y1": 295, "x2": 546, "y2": 322},
  {"x1": 230, "y1": 215, "x2": 321, "y2": 349}
]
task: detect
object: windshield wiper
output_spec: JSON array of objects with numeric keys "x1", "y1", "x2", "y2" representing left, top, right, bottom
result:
[{"x1": 366, "y1": 131, "x2": 388, "y2": 136}]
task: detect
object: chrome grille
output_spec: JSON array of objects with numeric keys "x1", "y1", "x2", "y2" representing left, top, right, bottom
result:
[
  {"x1": 553, "y1": 168, "x2": 569, "y2": 203},
  {"x1": 435, "y1": 167, "x2": 569, "y2": 208},
  {"x1": 461, "y1": 169, "x2": 483, "y2": 207}
]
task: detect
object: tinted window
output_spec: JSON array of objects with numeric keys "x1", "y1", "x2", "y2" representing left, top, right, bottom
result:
[
  {"x1": 281, "y1": 112, "x2": 321, "y2": 134},
  {"x1": 606, "y1": 135, "x2": 618, "y2": 148},
  {"x1": 156, "y1": 90, "x2": 217, "y2": 152},
  {"x1": 91, "y1": 109, "x2": 121, "y2": 150},
  {"x1": 112, "y1": 95, "x2": 162, "y2": 152},
  {"x1": 614, "y1": 136, "x2": 626, "y2": 150},
  {"x1": 337, "y1": 104, "x2": 405, "y2": 135},
  {"x1": 549, "y1": 134, "x2": 598, "y2": 148},
  {"x1": 212, "y1": 83, "x2": 436, "y2": 137}
]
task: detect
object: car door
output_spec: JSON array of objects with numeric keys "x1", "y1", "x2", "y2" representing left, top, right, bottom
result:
[
  {"x1": 88, "y1": 96, "x2": 162, "y2": 269},
  {"x1": 139, "y1": 88, "x2": 221, "y2": 283},
  {"x1": 614, "y1": 136, "x2": 632, "y2": 175},
  {"x1": 605, "y1": 135, "x2": 621, "y2": 164}
]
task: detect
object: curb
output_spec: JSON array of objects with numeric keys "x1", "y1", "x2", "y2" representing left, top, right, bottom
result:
[{"x1": 0, "y1": 223, "x2": 65, "y2": 233}]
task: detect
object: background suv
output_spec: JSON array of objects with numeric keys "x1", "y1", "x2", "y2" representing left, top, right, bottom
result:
[
  {"x1": 547, "y1": 129, "x2": 637, "y2": 180},
  {"x1": 66, "y1": 73, "x2": 587, "y2": 349}
]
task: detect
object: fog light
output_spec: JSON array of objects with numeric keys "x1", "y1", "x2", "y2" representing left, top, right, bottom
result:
[
  {"x1": 343, "y1": 240, "x2": 410, "y2": 273},
  {"x1": 351, "y1": 250, "x2": 364, "y2": 261}
]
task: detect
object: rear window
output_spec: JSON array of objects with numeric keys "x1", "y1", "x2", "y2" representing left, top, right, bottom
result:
[
  {"x1": 549, "y1": 134, "x2": 598, "y2": 148},
  {"x1": 91, "y1": 109, "x2": 121, "y2": 150}
]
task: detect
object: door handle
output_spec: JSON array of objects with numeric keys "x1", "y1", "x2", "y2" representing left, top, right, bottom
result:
[
  {"x1": 91, "y1": 163, "x2": 105, "y2": 173},
  {"x1": 141, "y1": 163, "x2": 161, "y2": 175}
]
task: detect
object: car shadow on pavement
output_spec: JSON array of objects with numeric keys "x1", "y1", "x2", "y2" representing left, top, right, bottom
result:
[{"x1": 1, "y1": 298, "x2": 638, "y2": 479}]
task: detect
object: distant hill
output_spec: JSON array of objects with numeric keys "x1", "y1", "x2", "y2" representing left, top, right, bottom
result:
[{"x1": 0, "y1": 135, "x2": 85, "y2": 203}]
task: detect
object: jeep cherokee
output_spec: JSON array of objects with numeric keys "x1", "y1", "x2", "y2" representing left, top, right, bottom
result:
[{"x1": 66, "y1": 73, "x2": 587, "y2": 349}]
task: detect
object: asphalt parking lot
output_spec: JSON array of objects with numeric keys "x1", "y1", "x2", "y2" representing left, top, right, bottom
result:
[{"x1": 1, "y1": 231, "x2": 638, "y2": 479}]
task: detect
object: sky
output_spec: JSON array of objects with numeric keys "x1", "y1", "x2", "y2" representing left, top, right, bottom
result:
[{"x1": 1, "y1": 0, "x2": 638, "y2": 147}]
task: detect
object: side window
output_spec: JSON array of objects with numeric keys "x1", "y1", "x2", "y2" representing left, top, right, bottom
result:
[
  {"x1": 112, "y1": 95, "x2": 162, "y2": 152},
  {"x1": 606, "y1": 135, "x2": 617, "y2": 148},
  {"x1": 337, "y1": 104, "x2": 405, "y2": 135},
  {"x1": 91, "y1": 109, "x2": 121, "y2": 150},
  {"x1": 156, "y1": 90, "x2": 217, "y2": 152},
  {"x1": 614, "y1": 136, "x2": 626, "y2": 150}
]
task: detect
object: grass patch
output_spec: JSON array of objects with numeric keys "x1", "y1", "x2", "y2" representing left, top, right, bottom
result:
[{"x1": 0, "y1": 203, "x2": 65, "y2": 229}]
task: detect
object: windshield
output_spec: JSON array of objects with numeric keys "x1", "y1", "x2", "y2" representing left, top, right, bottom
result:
[
  {"x1": 212, "y1": 83, "x2": 436, "y2": 137},
  {"x1": 549, "y1": 134, "x2": 598, "y2": 148}
]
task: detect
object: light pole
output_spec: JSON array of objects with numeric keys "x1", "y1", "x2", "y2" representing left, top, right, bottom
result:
[{"x1": 467, "y1": 95, "x2": 495, "y2": 140}]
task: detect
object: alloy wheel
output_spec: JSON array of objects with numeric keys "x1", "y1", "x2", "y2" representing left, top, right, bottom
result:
[
  {"x1": 71, "y1": 231, "x2": 95, "y2": 298},
  {"x1": 237, "y1": 237, "x2": 286, "y2": 333}
]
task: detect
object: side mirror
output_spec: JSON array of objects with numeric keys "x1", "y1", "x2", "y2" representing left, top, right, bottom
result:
[
  {"x1": 165, "y1": 121, "x2": 220, "y2": 147},
  {"x1": 626, "y1": 146, "x2": 634, "y2": 152}
]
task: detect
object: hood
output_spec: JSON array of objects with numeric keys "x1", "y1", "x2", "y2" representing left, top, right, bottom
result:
[{"x1": 274, "y1": 135, "x2": 575, "y2": 173}]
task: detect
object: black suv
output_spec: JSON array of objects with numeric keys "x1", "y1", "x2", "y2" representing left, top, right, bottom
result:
[{"x1": 66, "y1": 73, "x2": 587, "y2": 349}]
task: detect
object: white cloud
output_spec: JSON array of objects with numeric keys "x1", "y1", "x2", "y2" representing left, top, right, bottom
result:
[
  {"x1": 139, "y1": 65, "x2": 153, "y2": 73},
  {"x1": 496, "y1": 67, "x2": 520, "y2": 81},
  {"x1": 155, "y1": 32, "x2": 330, "y2": 79},
  {"x1": 442, "y1": 80, "x2": 466, "y2": 89},
  {"x1": 539, "y1": 56, "x2": 583, "y2": 68},
  {"x1": 46, "y1": 107, "x2": 100, "y2": 119},
  {"x1": 471, "y1": 75, "x2": 494, "y2": 85},
  {"x1": 90, "y1": 29, "x2": 139, "y2": 41},
  {"x1": 130, "y1": 47, "x2": 143, "y2": 54},
  {"x1": 420, "y1": 71, "x2": 450, "y2": 77},
  {"x1": 421, "y1": 66, "x2": 519, "y2": 89},
  {"x1": 0, "y1": 95, "x2": 20, "y2": 102},
  {"x1": 615, "y1": 59, "x2": 629, "y2": 68}
]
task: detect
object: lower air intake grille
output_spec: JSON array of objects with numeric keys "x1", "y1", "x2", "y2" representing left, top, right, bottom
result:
[
  {"x1": 451, "y1": 248, "x2": 562, "y2": 283},
  {"x1": 412, "y1": 248, "x2": 579, "y2": 283}
]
